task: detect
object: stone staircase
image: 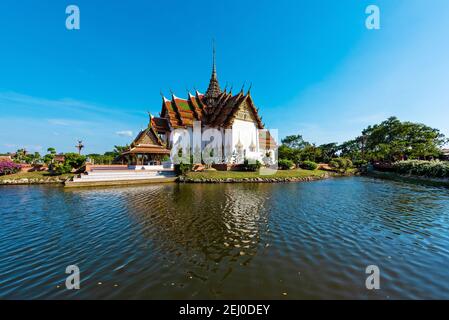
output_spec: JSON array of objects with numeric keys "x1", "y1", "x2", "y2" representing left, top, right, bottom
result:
[{"x1": 65, "y1": 169, "x2": 177, "y2": 187}]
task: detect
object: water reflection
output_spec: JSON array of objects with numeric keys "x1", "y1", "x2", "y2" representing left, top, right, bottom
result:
[
  {"x1": 2, "y1": 178, "x2": 449, "y2": 299},
  {"x1": 122, "y1": 184, "x2": 270, "y2": 270}
]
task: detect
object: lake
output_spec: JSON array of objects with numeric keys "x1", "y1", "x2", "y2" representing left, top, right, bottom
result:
[{"x1": 1, "y1": 177, "x2": 449, "y2": 299}]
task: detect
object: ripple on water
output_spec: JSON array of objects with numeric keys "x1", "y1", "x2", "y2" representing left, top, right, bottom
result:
[{"x1": 1, "y1": 178, "x2": 449, "y2": 299}]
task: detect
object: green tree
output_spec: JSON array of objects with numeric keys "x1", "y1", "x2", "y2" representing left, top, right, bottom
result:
[
  {"x1": 64, "y1": 153, "x2": 86, "y2": 170},
  {"x1": 43, "y1": 147, "x2": 57, "y2": 165},
  {"x1": 317, "y1": 143, "x2": 338, "y2": 163},
  {"x1": 29, "y1": 152, "x2": 42, "y2": 164},
  {"x1": 13, "y1": 149, "x2": 27, "y2": 163},
  {"x1": 278, "y1": 145, "x2": 301, "y2": 164},
  {"x1": 362, "y1": 117, "x2": 446, "y2": 162},
  {"x1": 279, "y1": 134, "x2": 312, "y2": 166},
  {"x1": 339, "y1": 138, "x2": 364, "y2": 162},
  {"x1": 113, "y1": 145, "x2": 129, "y2": 156},
  {"x1": 329, "y1": 158, "x2": 353, "y2": 173},
  {"x1": 281, "y1": 135, "x2": 309, "y2": 149},
  {"x1": 339, "y1": 117, "x2": 447, "y2": 163},
  {"x1": 300, "y1": 144, "x2": 322, "y2": 162}
]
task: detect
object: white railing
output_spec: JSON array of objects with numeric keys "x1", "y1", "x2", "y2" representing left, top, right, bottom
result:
[{"x1": 128, "y1": 161, "x2": 173, "y2": 171}]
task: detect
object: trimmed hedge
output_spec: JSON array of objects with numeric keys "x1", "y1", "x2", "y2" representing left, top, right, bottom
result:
[
  {"x1": 242, "y1": 159, "x2": 262, "y2": 172},
  {"x1": 51, "y1": 163, "x2": 73, "y2": 175},
  {"x1": 329, "y1": 158, "x2": 353, "y2": 172},
  {"x1": 299, "y1": 160, "x2": 318, "y2": 170},
  {"x1": 278, "y1": 159, "x2": 294, "y2": 170},
  {"x1": 393, "y1": 160, "x2": 449, "y2": 178},
  {"x1": 174, "y1": 162, "x2": 193, "y2": 176}
]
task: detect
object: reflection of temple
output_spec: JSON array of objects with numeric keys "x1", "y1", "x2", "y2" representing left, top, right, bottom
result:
[
  {"x1": 124, "y1": 184, "x2": 271, "y2": 265},
  {"x1": 122, "y1": 47, "x2": 276, "y2": 165}
]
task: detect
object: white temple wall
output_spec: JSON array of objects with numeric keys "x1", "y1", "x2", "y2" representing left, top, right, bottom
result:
[
  {"x1": 169, "y1": 127, "x2": 193, "y2": 163},
  {"x1": 231, "y1": 120, "x2": 261, "y2": 162},
  {"x1": 168, "y1": 121, "x2": 270, "y2": 164}
]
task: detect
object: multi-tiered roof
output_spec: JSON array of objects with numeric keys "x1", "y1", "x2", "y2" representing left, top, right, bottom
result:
[
  {"x1": 151, "y1": 45, "x2": 263, "y2": 131},
  {"x1": 129, "y1": 48, "x2": 276, "y2": 153},
  {"x1": 154, "y1": 89, "x2": 263, "y2": 130}
]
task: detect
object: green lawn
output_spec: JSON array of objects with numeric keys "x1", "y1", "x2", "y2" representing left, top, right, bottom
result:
[
  {"x1": 0, "y1": 171, "x2": 74, "y2": 181},
  {"x1": 185, "y1": 168, "x2": 330, "y2": 180}
]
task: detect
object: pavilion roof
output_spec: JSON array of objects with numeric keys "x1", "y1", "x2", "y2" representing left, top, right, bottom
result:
[
  {"x1": 122, "y1": 145, "x2": 170, "y2": 155},
  {"x1": 123, "y1": 117, "x2": 170, "y2": 156}
]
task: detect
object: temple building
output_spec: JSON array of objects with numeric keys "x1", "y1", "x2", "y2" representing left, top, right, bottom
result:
[{"x1": 122, "y1": 49, "x2": 276, "y2": 166}]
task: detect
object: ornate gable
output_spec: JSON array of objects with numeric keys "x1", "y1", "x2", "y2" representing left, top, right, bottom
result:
[
  {"x1": 222, "y1": 94, "x2": 264, "y2": 129},
  {"x1": 139, "y1": 130, "x2": 159, "y2": 145},
  {"x1": 132, "y1": 119, "x2": 165, "y2": 148},
  {"x1": 235, "y1": 100, "x2": 257, "y2": 123}
]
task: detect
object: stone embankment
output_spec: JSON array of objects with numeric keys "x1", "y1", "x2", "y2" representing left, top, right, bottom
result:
[
  {"x1": 178, "y1": 175, "x2": 330, "y2": 183},
  {"x1": 0, "y1": 177, "x2": 67, "y2": 185}
]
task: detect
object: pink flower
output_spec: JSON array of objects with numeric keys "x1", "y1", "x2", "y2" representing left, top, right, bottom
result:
[{"x1": 0, "y1": 161, "x2": 22, "y2": 175}]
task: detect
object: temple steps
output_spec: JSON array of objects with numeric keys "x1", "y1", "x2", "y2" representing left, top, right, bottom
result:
[{"x1": 65, "y1": 170, "x2": 177, "y2": 187}]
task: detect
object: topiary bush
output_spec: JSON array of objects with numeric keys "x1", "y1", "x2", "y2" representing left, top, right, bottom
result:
[
  {"x1": 278, "y1": 159, "x2": 294, "y2": 170},
  {"x1": 329, "y1": 157, "x2": 353, "y2": 173},
  {"x1": 299, "y1": 160, "x2": 318, "y2": 170},
  {"x1": 64, "y1": 153, "x2": 87, "y2": 170},
  {"x1": 174, "y1": 162, "x2": 193, "y2": 176},
  {"x1": 50, "y1": 163, "x2": 72, "y2": 175},
  {"x1": 242, "y1": 159, "x2": 262, "y2": 172}
]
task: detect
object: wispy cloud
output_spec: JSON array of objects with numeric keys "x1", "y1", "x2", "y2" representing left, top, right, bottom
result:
[
  {"x1": 0, "y1": 91, "x2": 143, "y2": 154},
  {"x1": 116, "y1": 130, "x2": 133, "y2": 137},
  {"x1": 26, "y1": 145, "x2": 43, "y2": 152},
  {"x1": 0, "y1": 91, "x2": 143, "y2": 119},
  {"x1": 47, "y1": 118, "x2": 91, "y2": 126},
  {"x1": 2, "y1": 143, "x2": 43, "y2": 152},
  {"x1": 2, "y1": 143, "x2": 17, "y2": 148}
]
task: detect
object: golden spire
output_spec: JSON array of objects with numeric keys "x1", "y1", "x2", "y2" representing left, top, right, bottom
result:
[{"x1": 205, "y1": 39, "x2": 221, "y2": 99}]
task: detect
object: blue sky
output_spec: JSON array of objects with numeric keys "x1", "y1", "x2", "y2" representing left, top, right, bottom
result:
[{"x1": 0, "y1": 0, "x2": 448, "y2": 154}]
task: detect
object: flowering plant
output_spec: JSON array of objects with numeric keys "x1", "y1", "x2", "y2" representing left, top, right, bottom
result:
[{"x1": 0, "y1": 161, "x2": 21, "y2": 176}]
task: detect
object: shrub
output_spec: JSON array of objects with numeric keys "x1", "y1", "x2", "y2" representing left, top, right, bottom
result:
[
  {"x1": 299, "y1": 160, "x2": 318, "y2": 170},
  {"x1": 47, "y1": 153, "x2": 86, "y2": 175},
  {"x1": 174, "y1": 162, "x2": 193, "y2": 176},
  {"x1": 50, "y1": 163, "x2": 72, "y2": 175},
  {"x1": 329, "y1": 157, "x2": 353, "y2": 173},
  {"x1": 353, "y1": 159, "x2": 368, "y2": 168},
  {"x1": 64, "y1": 153, "x2": 86, "y2": 170},
  {"x1": 392, "y1": 160, "x2": 449, "y2": 178},
  {"x1": 242, "y1": 159, "x2": 262, "y2": 172},
  {"x1": 0, "y1": 161, "x2": 21, "y2": 176},
  {"x1": 278, "y1": 159, "x2": 294, "y2": 170}
]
